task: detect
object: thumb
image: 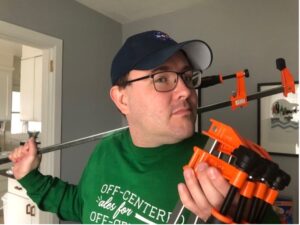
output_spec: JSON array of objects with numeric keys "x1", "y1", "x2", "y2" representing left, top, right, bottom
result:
[{"x1": 27, "y1": 137, "x2": 38, "y2": 155}]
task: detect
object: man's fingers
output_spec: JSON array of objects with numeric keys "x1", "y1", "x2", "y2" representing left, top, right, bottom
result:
[
  {"x1": 177, "y1": 161, "x2": 233, "y2": 222},
  {"x1": 206, "y1": 166, "x2": 230, "y2": 196},
  {"x1": 8, "y1": 138, "x2": 37, "y2": 163},
  {"x1": 184, "y1": 167, "x2": 209, "y2": 207},
  {"x1": 196, "y1": 164, "x2": 229, "y2": 209},
  {"x1": 9, "y1": 146, "x2": 28, "y2": 162},
  {"x1": 178, "y1": 183, "x2": 210, "y2": 218},
  {"x1": 180, "y1": 167, "x2": 212, "y2": 219},
  {"x1": 7, "y1": 138, "x2": 41, "y2": 180}
]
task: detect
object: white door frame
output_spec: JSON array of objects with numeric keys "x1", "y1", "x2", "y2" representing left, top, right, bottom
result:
[{"x1": 0, "y1": 20, "x2": 62, "y2": 224}]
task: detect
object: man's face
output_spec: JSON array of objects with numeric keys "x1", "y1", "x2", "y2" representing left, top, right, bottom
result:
[{"x1": 113, "y1": 51, "x2": 198, "y2": 146}]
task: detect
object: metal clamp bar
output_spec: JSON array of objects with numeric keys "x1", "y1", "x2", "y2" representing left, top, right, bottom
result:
[
  {"x1": 0, "y1": 126, "x2": 128, "y2": 165},
  {"x1": 198, "y1": 86, "x2": 284, "y2": 113}
]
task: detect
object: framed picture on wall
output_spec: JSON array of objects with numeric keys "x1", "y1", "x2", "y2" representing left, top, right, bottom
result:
[{"x1": 257, "y1": 82, "x2": 299, "y2": 155}]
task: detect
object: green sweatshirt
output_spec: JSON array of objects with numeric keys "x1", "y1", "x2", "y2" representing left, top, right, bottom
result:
[{"x1": 18, "y1": 129, "x2": 279, "y2": 224}]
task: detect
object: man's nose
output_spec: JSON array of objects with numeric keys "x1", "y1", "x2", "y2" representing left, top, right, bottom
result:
[{"x1": 174, "y1": 76, "x2": 192, "y2": 97}]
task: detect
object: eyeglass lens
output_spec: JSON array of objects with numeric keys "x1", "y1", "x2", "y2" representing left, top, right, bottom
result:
[{"x1": 152, "y1": 71, "x2": 201, "y2": 92}]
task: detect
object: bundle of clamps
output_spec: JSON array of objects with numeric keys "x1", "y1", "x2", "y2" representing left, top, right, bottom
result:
[{"x1": 168, "y1": 119, "x2": 290, "y2": 224}]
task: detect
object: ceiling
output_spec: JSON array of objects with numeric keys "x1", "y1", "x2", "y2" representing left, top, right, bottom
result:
[
  {"x1": 1, "y1": 1, "x2": 203, "y2": 56},
  {"x1": 76, "y1": 0, "x2": 202, "y2": 24}
]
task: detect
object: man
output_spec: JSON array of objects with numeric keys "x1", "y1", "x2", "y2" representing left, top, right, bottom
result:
[{"x1": 9, "y1": 30, "x2": 276, "y2": 224}]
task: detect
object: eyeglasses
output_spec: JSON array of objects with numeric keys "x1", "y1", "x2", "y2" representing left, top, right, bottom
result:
[{"x1": 125, "y1": 69, "x2": 202, "y2": 92}]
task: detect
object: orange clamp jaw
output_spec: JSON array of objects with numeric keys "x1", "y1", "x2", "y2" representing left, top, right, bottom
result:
[
  {"x1": 231, "y1": 70, "x2": 248, "y2": 110},
  {"x1": 281, "y1": 67, "x2": 296, "y2": 97},
  {"x1": 202, "y1": 119, "x2": 271, "y2": 160},
  {"x1": 276, "y1": 58, "x2": 296, "y2": 97},
  {"x1": 219, "y1": 73, "x2": 224, "y2": 83}
]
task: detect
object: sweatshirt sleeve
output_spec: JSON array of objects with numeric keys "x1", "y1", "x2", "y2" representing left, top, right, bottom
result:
[{"x1": 18, "y1": 169, "x2": 82, "y2": 222}]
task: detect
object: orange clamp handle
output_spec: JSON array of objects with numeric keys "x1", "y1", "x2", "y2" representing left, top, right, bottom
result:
[
  {"x1": 253, "y1": 182, "x2": 268, "y2": 200},
  {"x1": 264, "y1": 188, "x2": 279, "y2": 205},
  {"x1": 240, "y1": 180, "x2": 256, "y2": 199},
  {"x1": 211, "y1": 208, "x2": 233, "y2": 224},
  {"x1": 230, "y1": 70, "x2": 248, "y2": 110}
]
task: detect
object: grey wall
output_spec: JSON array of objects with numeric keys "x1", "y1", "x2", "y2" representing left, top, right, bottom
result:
[
  {"x1": 0, "y1": 0, "x2": 122, "y2": 185},
  {"x1": 123, "y1": 0, "x2": 298, "y2": 138},
  {"x1": 123, "y1": 0, "x2": 298, "y2": 222}
]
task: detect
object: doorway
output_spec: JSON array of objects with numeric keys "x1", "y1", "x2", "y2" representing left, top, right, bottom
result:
[{"x1": 0, "y1": 20, "x2": 62, "y2": 224}]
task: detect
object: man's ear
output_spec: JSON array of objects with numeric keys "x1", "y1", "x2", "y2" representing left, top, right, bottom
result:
[{"x1": 110, "y1": 86, "x2": 129, "y2": 115}]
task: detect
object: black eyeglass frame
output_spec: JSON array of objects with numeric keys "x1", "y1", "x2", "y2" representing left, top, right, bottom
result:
[{"x1": 124, "y1": 69, "x2": 202, "y2": 92}]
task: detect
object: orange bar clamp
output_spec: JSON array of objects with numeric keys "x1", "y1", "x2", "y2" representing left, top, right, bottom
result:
[{"x1": 231, "y1": 70, "x2": 248, "y2": 110}]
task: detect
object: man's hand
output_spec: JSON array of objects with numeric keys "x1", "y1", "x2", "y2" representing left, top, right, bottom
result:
[
  {"x1": 178, "y1": 162, "x2": 230, "y2": 221},
  {"x1": 8, "y1": 138, "x2": 41, "y2": 180}
]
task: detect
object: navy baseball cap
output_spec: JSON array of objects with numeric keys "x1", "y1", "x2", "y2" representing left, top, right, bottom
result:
[{"x1": 111, "y1": 30, "x2": 213, "y2": 85}]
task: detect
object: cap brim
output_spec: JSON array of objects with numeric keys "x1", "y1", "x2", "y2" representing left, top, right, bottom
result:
[{"x1": 134, "y1": 40, "x2": 213, "y2": 71}]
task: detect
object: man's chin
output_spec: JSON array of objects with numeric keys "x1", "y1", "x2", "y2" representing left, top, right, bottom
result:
[{"x1": 171, "y1": 124, "x2": 195, "y2": 139}]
